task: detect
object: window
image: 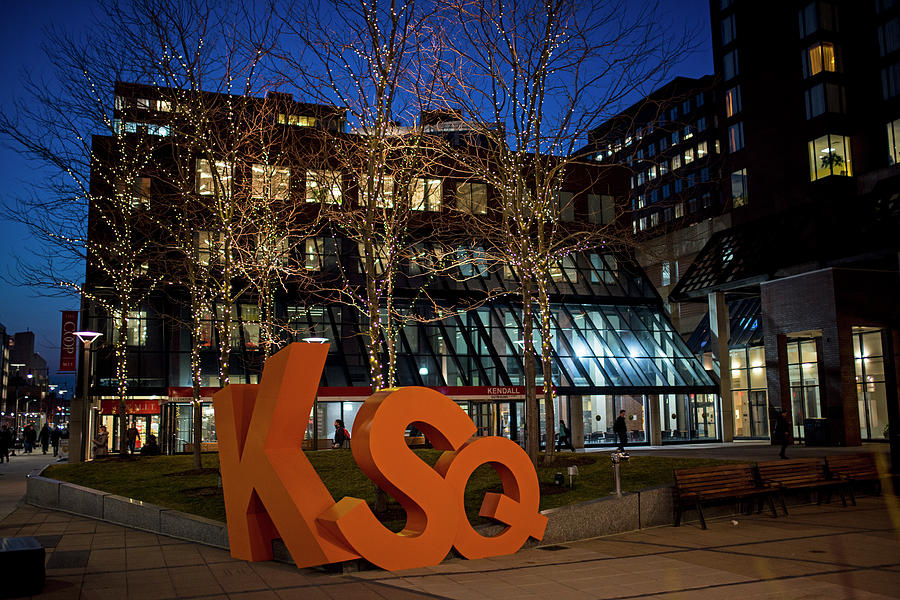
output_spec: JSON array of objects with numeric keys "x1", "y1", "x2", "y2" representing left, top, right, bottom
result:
[
  {"x1": 721, "y1": 14, "x2": 737, "y2": 45},
  {"x1": 804, "y1": 83, "x2": 846, "y2": 118},
  {"x1": 457, "y1": 245, "x2": 488, "y2": 278},
  {"x1": 112, "y1": 310, "x2": 148, "y2": 347},
  {"x1": 725, "y1": 86, "x2": 742, "y2": 118},
  {"x1": 197, "y1": 231, "x2": 226, "y2": 266},
  {"x1": 887, "y1": 119, "x2": 900, "y2": 165},
  {"x1": 696, "y1": 117, "x2": 707, "y2": 132},
  {"x1": 659, "y1": 161, "x2": 669, "y2": 175},
  {"x1": 650, "y1": 189, "x2": 659, "y2": 203},
  {"x1": 808, "y1": 134, "x2": 853, "y2": 180},
  {"x1": 697, "y1": 141, "x2": 708, "y2": 158},
  {"x1": 662, "y1": 184, "x2": 671, "y2": 199},
  {"x1": 232, "y1": 305, "x2": 260, "y2": 350},
  {"x1": 803, "y1": 42, "x2": 837, "y2": 77},
  {"x1": 557, "y1": 191, "x2": 575, "y2": 221},
  {"x1": 877, "y1": 0, "x2": 897, "y2": 13},
  {"x1": 196, "y1": 159, "x2": 232, "y2": 198},
  {"x1": 637, "y1": 171, "x2": 645, "y2": 186},
  {"x1": 305, "y1": 170, "x2": 342, "y2": 204},
  {"x1": 120, "y1": 176, "x2": 150, "y2": 209},
  {"x1": 157, "y1": 100, "x2": 172, "y2": 112},
  {"x1": 278, "y1": 114, "x2": 317, "y2": 127},
  {"x1": 687, "y1": 173, "x2": 696, "y2": 187},
  {"x1": 684, "y1": 147, "x2": 695, "y2": 164},
  {"x1": 456, "y1": 182, "x2": 487, "y2": 214},
  {"x1": 256, "y1": 234, "x2": 290, "y2": 266},
  {"x1": 590, "y1": 253, "x2": 617, "y2": 284},
  {"x1": 683, "y1": 99, "x2": 692, "y2": 114},
  {"x1": 672, "y1": 130, "x2": 680, "y2": 145},
  {"x1": 880, "y1": 19, "x2": 900, "y2": 56},
  {"x1": 588, "y1": 194, "x2": 614, "y2": 224},
  {"x1": 411, "y1": 178, "x2": 442, "y2": 211},
  {"x1": 700, "y1": 167, "x2": 710, "y2": 182},
  {"x1": 675, "y1": 202, "x2": 684, "y2": 218},
  {"x1": 674, "y1": 179, "x2": 683, "y2": 193},
  {"x1": 671, "y1": 154, "x2": 682, "y2": 170},
  {"x1": 305, "y1": 237, "x2": 338, "y2": 270},
  {"x1": 650, "y1": 212, "x2": 659, "y2": 228},
  {"x1": 648, "y1": 165, "x2": 658, "y2": 180},
  {"x1": 661, "y1": 261, "x2": 671, "y2": 287},
  {"x1": 636, "y1": 194, "x2": 646, "y2": 209},
  {"x1": 728, "y1": 122, "x2": 744, "y2": 152},
  {"x1": 251, "y1": 164, "x2": 290, "y2": 200},
  {"x1": 798, "y1": 1, "x2": 838, "y2": 38},
  {"x1": 723, "y1": 49, "x2": 739, "y2": 81},
  {"x1": 360, "y1": 175, "x2": 395, "y2": 208},
  {"x1": 731, "y1": 168, "x2": 748, "y2": 207},
  {"x1": 549, "y1": 256, "x2": 577, "y2": 282},
  {"x1": 883, "y1": 62, "x2": 900, "y2": 99},
  {"x1": 660, "y1": 137, "x2": 668, "y2": 151},
  {"x1": 647, "y1": 142, "x2": 656, "y2": 157},
  {"x1": 137, "y1": 98, "x2": 150, "y2": 110},
  {"x1": 669, "y1": 107, "x2": 678, "y2": 121}
]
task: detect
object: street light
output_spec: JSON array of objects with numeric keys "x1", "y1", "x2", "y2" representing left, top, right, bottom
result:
[
  {"x1": 9, "y1": 363, "x2": 25, "y2": 431},
  {"x1": 72, "y1": 331, "x2": 102, "y2": 462}
]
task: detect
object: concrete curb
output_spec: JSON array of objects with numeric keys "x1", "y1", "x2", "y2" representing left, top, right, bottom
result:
[{"x1": 26, "y1": 468, "x2": 805, "y2": 561}]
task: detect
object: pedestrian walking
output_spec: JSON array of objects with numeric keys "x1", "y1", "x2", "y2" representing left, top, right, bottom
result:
[
  {"x1": 50, "y1": 424, "x2": 61, "y2": 457},
  {"x1": 126, "y1": 422, "x2": 139, "y2": 454},
  {"x1": 24, "y1": 423, "x2": 37, "y2": 454},
  {"x1": 773, "y1": 409, "x2": 792, "y2": 459},
  {"x1": 557, "y1": 419, "x2": 575, "y2": 452},
  {"x1": 0, "y1": 424, "x2": 11, "y2": 463},
  {"x1": 613, "y1": 409, "x2": 629, "y2": 453},
  {"x1": 38, "y1": 423, "x2": 51, "y2": 455}
]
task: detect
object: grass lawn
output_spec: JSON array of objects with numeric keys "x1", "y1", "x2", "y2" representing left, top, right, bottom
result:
[{"x1": 43, "y1": 451, "x2": 736, "y2": 526}]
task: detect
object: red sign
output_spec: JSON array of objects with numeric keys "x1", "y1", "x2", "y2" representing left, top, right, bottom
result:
[
  {"x1": 101, "y1": 400, "x2": 160, "y2": 415},
  {"x1": 59, "y1": 311, "x2": 79, "y2": 372}
]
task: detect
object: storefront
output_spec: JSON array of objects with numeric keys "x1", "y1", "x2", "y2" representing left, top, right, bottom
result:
[{"x1": 98, "y1": 398, "x2": 161, "y2": 453}]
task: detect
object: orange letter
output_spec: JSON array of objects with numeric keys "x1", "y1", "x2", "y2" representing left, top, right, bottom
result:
[
  {"x1": 214, "y1": 344, "x2": 359, "y2": 567},
  {"x1": 317, "y1": 387, "x2": 475, "y2": 570},
  {"x1": 435, "y1": 436, "x2": 547, "y2": 559}
]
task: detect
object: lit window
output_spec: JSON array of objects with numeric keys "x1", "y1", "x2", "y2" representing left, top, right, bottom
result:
[
  {"x1": 650, "y1": 212, "x2": 659, "y2": 228},
  {"x1": 455, "y1": 182, "x2": 487, "y2": 214},
  {"x1": 457, "y1": 245, "x2": 488, "y2": 278},
  {"x1": 590, "y1": 253, "x2": 617, "y2": 284},
  {"x1": 549, "y1": 256, "x2": 577, "y2": 282},
  {"x1": 636, "y1": 194, "x2": 646, "y2": 209},
  {"x1": 305, "y1": 170, "x2": 342, "y2": 204},
  {"x1": 113, "y1": 310, "x2": 148, "y2": 347},
  {"x1": 725, "y1": 86, "x2": 742, "y2": 117},
  {"x1": 137, "y1": 98, "x2": 150, "y2": 110},
  {"x1": 684, "y1": 147, "x2": 695, "y2": 164},
  {"x1": 360, "y1": 175, "x2": 395, "y2": 208},
  {"x1": 808, "y1": 134, "x2": 853, "y2": 180},
  {"x1": 697, "y1": 141, "x2": 708, "y2": 158},
  {"x1": 251, "y1": 164, "x2": 290, "y2": 200},
  {"x1": 129, "y1": 177, "x2": 150, "y2": 209},
  {"x1": 280, "y1": 114, "x2": 317, "y2": 127},
  {"x1": 671, "y1": 154, "x2": 682, "y2": 170},
  {"x1": 661, "y1": 261, "x2": 671, "y2": 287},
  {"x1": 648, "y1": 165, "x2": 657, "y2": 180},
  {"x1": 721, "y1": 14, "x2": 736, "y2": 45},
  {"x1": 411, "y1": 178, "x2": 442, "y2": 211},
  {"x1": 887, "y1": 119, "x2": 900, "y2": 165},
  {"x1": 197, "y1": 231, "x2": 226, "y2": 266},
  {"x1": 637, "y1": 171, "x2": 645, "y2": 185},
  {"x1": 196, "y1": 159, "x2": 233, "y2": 198},
  {"x1": 804, "y1": 42, "x2": 837, "y2": 77},
  {"x1": 674, "y1": 202, "x2": 684, "y2": 218},
  {"x1": 305, "y1": 237, "x2": 338, "y2": 270},
  {"x1": 157, "y1": 100, "x2": 172, "y2": 112},
  {"x1": 728, "y1": 122, "x2": 744, "y2": 152},
  {"x1": 723, "y1": 49, "x2": 739, "y2": 81},
  {"x1": 731, "y1": 168, "x2": 748, "y2": 207}
]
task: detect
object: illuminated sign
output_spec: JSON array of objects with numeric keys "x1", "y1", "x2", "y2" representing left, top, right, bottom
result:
[{"x1": 213, "y1": 343, "x2": 546, "y2": 571}]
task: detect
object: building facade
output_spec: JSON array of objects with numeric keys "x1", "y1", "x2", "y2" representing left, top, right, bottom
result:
[{"x1": 79, "y1": 83, "x2": 721, "y2": 455}]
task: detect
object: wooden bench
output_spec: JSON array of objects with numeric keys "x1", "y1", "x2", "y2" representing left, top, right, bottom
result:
[
  {"x1": 674, "y1": 463, "x2": 777, "y2": 529},
  {"x1": 756, "y1": 458, "x2": 853, "y2": 515},
  {"x1": 826, "y1": 453, "x2": 884, "y2": 497},
  {"x1": 405, "y1": 435, "x2": 427, "y2": 448}
]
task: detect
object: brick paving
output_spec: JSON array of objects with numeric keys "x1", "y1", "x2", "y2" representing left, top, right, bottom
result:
[{"x1": 0, "y1": 496, "x2": 898, "y2": 598}]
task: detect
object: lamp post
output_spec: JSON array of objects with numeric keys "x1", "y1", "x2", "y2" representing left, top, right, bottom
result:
[
  {"x1": 71, "y1": 331, "x2": 102, "y2": 462},
  {"x1": 9, "y1": 363, "x2": 25, "y2": 432}
]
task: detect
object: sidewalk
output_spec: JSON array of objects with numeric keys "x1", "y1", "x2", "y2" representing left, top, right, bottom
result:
[{"x1": 1, "y1": 495, "x2": 897, "y2": 598}]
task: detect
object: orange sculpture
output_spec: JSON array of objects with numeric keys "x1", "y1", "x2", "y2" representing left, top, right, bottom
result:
[{"x1": 214, "y1": 343, "x2": 547, "y2": 571}]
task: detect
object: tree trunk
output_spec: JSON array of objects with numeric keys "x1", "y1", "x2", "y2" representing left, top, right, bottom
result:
[
  {"x1": 521, "y1": 277, "x2": 539, "y2": 466},
  {"x1": 191, "y1": 298, "x2": 204, "y2": 470},
  {"x1": 116, "y1": 309, "x2": 129, "y2": 457},
  {"x1": 538, "y1": 282, "x2": 556, "y2": 466}
]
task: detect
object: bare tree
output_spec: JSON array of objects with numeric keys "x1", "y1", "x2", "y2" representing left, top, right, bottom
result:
[
  {"x1": 437, "y1": 0, "x2": 684, "y2": 464},
  {"x1": 0, "y1": 23, "x2": 166, "y2": 458}
]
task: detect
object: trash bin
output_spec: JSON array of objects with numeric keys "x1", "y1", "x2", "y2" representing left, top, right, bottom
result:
[{"x1": 803, "y1": 418, "x2": 830, "y2": 446}]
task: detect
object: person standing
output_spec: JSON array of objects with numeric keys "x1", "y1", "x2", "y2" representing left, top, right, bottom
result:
[
  {"x1": 332, "y1": 419, "x2": 350, "y2": 449},
  {"x1": 92, "y1": 425, "x2": 109, "y2": 458},
  {"x1": 773, "y1": 409, "x2": 792, "y2": 459},
  {"x1": 0, "y1": 424, "x2": 11, "y2": 463},
  {"x1": 38, "y1": 423, "x2": 51, "y2": 455},
  {"x1": 50, "y1": 424, "x2": 62, "y2": 457},
  {"x1": 126, "y1": 422, "x2": 140, "y2": 454},
  {"x1": 557, "y1": 419, "x2": 575, "y2": 452},
  {"x1": 613, "y1": 409, "x2": 628, "y2": 453}
]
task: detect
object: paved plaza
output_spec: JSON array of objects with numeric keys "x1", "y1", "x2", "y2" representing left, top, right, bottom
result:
[{"x1": 0, "y1": 447, "x2": 898, "y2": 599}]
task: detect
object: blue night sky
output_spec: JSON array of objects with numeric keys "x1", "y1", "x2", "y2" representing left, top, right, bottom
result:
[{"x1": 0, "y1": 0, "x2": 712, "y2": 391}]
